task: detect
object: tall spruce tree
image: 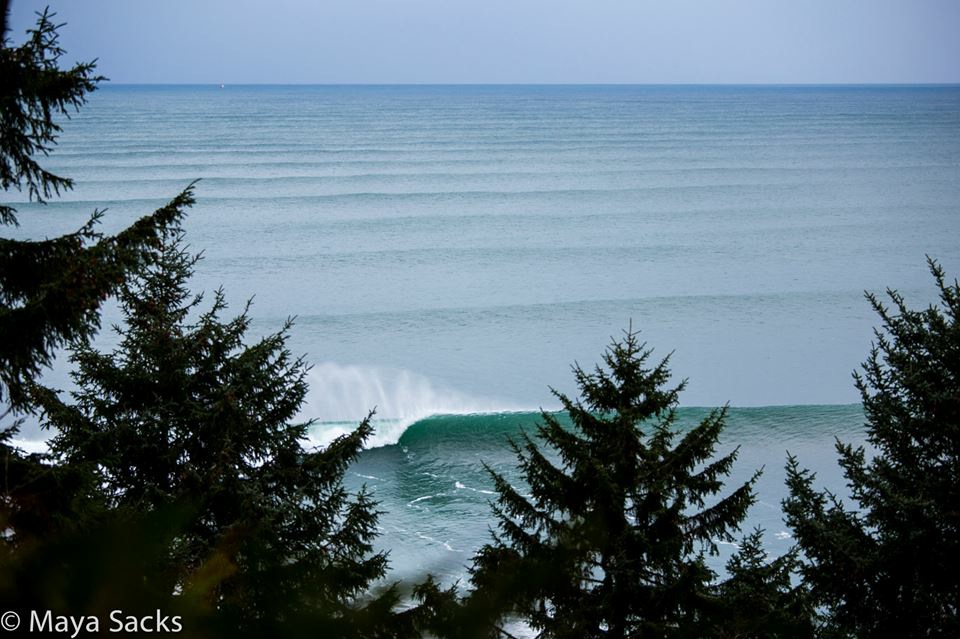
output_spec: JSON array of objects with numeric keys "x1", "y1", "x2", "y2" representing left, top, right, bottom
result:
[
  {"x1": 713, "y1": 528, "x2": 813, "y2": 639},
  {"x1": 783, "y1": 258, "x2": 960, "y2": 638},
  {"x1": 1, "y1": 3, "x2": 187, "y2": 546},
  {"x1": 31, "y1": 230, "x2": 402, "y2": 636},
  {"x1": 469, "y1": 328, "x2": 759, "y2": 639},
  {"x1": 1, "y1": 4, "x2": 186, "y2": 409}
]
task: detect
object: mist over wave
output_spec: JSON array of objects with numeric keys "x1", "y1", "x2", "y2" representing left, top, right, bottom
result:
[{"x1": 299, "y1": 362, "x2": 529, "y2": 448}]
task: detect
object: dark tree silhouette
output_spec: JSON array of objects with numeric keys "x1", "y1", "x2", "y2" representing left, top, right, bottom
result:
[
  {"x1": 1, "y1": 3, "x2": 188, "y2": 551},
  {"x1": 31, "y1": 231, "x2": 404, "y2": 636},
  {"x1": 784, "y1": 258, "x2": 960, "y2": 638},
  {"x1": 1, "y1": 5, "x2": 186, "y2": 410},
  {"x1": 469, "y1": 328, "x2": 760, "y2": 638},
  {"x1": 714, "y1": 528, "x2": 813, "y2": 639}
]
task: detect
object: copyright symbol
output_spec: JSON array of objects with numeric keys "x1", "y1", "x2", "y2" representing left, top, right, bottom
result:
[{"x1": 0, "y1": 611, "x2": 19, "y2": 631}]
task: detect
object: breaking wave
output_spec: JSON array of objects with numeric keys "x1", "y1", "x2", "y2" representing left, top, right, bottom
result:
[{"x1": 299, "y1": 362, "x2": 528, "y2": 448}]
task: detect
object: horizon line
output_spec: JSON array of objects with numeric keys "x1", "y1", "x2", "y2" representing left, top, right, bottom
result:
[{"x1": 99, "y1": 81, "x2": 960, "y2": 87}]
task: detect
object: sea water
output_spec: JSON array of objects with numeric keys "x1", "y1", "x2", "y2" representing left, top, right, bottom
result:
[{"x1": 8, "y1": 85, "x2": 960, "y2": 582}]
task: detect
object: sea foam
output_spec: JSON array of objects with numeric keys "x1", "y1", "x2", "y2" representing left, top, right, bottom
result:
[{"x1": 299, "y1": 362, "x2": 524, "y2": 448}]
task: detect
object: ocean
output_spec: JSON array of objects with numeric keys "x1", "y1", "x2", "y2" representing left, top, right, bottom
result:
[{"x1": 8, "y1": 84, "x2": 960, "y2": 584}]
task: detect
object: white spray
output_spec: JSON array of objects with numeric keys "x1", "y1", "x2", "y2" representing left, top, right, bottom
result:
[{"x1": 298, "y1": 362, "x2": 525, "y2": 448}]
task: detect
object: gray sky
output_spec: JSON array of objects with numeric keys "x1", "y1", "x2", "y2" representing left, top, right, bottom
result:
[{"x1": 7, "y1": 0, "x2": 960, "y2": 84}]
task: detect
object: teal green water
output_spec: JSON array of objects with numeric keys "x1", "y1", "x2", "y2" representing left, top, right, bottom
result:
[
  {"x1": 350, "y1": 405, "x2": 867, "y2": 583},
  {"x1": 7, "y1": 85, "x2": 957, "y2": 581}
]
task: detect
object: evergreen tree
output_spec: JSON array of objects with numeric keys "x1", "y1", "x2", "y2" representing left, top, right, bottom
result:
[
  {"x1": 469, "y1": 328, "x2": 759, "y2": 639},
  {"x1": 783, "y1": 258, "x2": 960, "y2": 638},
  {"x1": 31, "y1": 230, "x2": 401, "y2": 636},
  {"x1": 713, "y1": 529, "x2": 813, "y2": 639},
  {"x1": 1, "y1": 4, "x2": 188, "y2": 408},
  {"x1": 1, "y1": 3, "x2": 187, "y2": 544},
  {"x1": 0, "y1": 2, "x2": 96, "y2": 228}
]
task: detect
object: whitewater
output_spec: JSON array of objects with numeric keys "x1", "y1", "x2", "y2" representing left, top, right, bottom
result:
[{"x1": 299, "y1": 363, "x2": 530, "y2": 448}]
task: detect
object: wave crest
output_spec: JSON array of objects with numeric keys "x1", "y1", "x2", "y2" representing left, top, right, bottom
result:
[{"x1": 299, "y1": 362, "x2": 521, "y2": 448}]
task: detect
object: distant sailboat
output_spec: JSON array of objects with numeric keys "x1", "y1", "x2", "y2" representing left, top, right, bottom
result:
[{"x1": 219, "y1": 83, "x2": 225, "y2": 89}]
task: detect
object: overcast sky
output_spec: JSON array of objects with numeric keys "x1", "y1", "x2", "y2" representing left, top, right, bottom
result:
[{"x1": 7, "y1": 0, "x2": 960, "y2": 84}]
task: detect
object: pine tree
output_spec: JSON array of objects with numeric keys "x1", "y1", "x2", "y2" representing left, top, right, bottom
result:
[
  {"x1": 1, "y1": 5, "x2": 187, "y2": 408},
  {"x1": 469, "y1": 328, "x2": 759, "y2": 639},
  {"x1": 1, "y1": 3, "x2": 187, "y2": 545},
  {"x1": 783, "y1": 258, "x2": 960, "y2": 638},
  {"x1": 31, "y1": 230, "x2": 400, "y2": 636},
  {"x1": 0, "y1": 2, "x2": 97, "y2": 228},
  {"x1": 713, "y1": 529, "x2": 813, "y2": 639}
]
